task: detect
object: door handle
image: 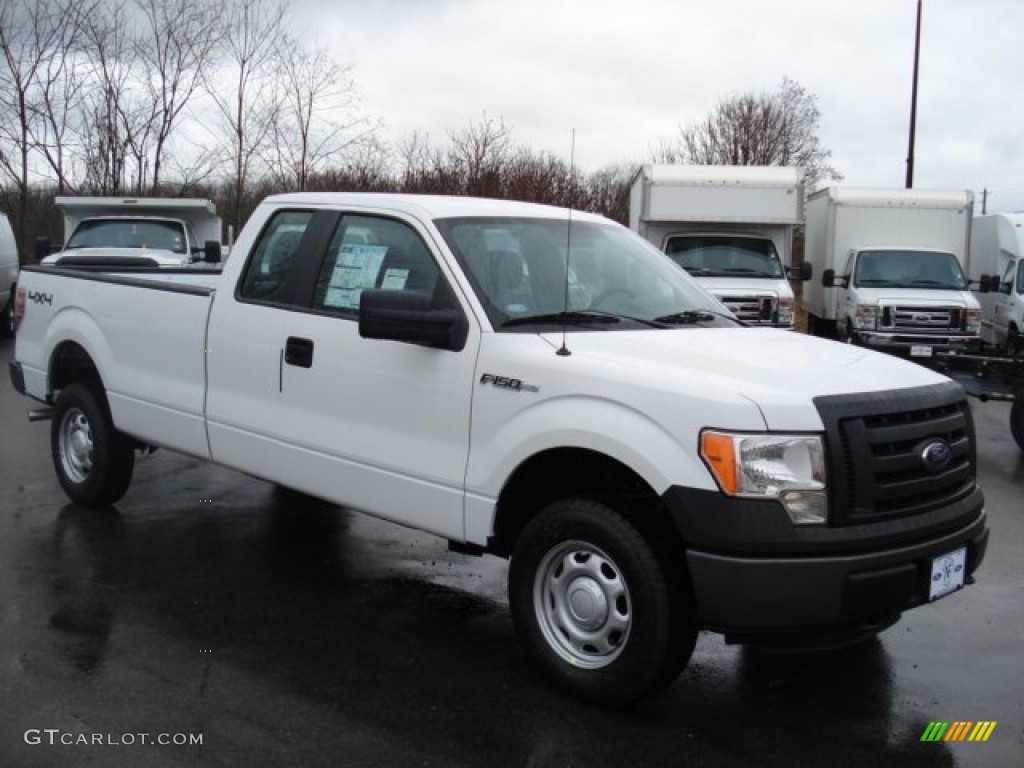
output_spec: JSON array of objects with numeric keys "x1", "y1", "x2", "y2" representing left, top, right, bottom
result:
[{"x1": 284, "y1": 336, "x2": 314, "y2": 368}]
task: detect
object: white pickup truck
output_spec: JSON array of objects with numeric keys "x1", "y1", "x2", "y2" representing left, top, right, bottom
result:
[{"x1": 9, "y1": 193, "x2": 989, "y2": 706}]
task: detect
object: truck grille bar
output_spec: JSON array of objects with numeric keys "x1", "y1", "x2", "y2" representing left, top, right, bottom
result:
[
  {"x1": 814, "y1": 382, "x2": 976, "y2": 525},
  {"x1": 720, "y1": 295, "x2": 776, "y2": 325},
  {"x1": 880, "y1": 305, "x2": 962, "y2": 332}
]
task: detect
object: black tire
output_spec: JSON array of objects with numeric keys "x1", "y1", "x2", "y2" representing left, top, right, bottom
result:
[
  {"x1": 509, "y1": 498, "x2": 697, "y2": 707},
  {"x1": 1011, "y1": 393, "x2": 1024, "y2": 452},
  {"x1": 51, "y1": 382, "x2": 135, "y2": 507},
  {"x1": 1008, "y1": 325, "x2": 1022, "y2": 356},
  {"x1": 1, "y1": 290, "x2": 12, "y2": 338}
]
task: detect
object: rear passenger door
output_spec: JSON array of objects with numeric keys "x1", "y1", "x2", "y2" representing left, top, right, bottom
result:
[
  {"x1": 205, "y1": 209, "x2": 324, "y2": 474},
  {"x1": 276, "y1": 212, "x2": 479, "y2": 540}
]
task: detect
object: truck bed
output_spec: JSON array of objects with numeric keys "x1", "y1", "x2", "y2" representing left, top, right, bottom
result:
[{"x1": 15, "y1": 265, "x2": 220, "y2": 460}]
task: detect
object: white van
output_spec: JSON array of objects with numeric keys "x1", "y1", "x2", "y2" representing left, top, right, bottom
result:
[{"x1": 0, "y1": 212, "x2": 19, "y2": 336}]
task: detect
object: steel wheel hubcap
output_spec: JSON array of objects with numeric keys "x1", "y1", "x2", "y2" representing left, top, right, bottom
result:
[
  {"x1": 533, "y1": 541, "x2": 631, "y2": 669},
  {"x1": 60, "y1": 408, "x2": 93, "y2": 484}
]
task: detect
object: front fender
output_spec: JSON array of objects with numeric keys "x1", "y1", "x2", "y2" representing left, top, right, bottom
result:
[{"x1": 465, "y1": 394, "x2": 722, "y2": 502}]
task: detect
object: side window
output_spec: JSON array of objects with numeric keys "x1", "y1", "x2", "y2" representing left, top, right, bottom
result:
[
  {"x1": 238, "y1": 210, "x2": 314, "y2": 304},
  {"x1": 1002, "y1": 261, "x2": 1016, "y2": 294},
  {"x1": 313, "y1": 215, "x2": 444, "y2": 315},
  {"x1": 1015, "y1": 260, "x2": 1024, "y2": 295}
]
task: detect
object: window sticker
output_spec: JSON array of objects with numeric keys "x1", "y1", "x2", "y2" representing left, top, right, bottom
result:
[
  {"x1": 379, "y1": 268, "x2": 409, "y2": 290},
  {"x1": 323, "y1": 245, "x2": 388, "y2": 309}
]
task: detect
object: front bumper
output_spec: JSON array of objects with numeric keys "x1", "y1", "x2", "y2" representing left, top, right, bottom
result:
[
  {"x1": 855, "y1": 330, "x2": 980, "y2": 353},
  {"x1": 662, "y1": 486, "x2": 988, "y2": 640}
]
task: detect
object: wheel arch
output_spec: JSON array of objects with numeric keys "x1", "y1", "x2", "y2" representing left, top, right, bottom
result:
[
  {"x1": 49, "y1": 339, "x2": 105, "y2": 398},
  {"x1": 488, "y1": 446, "x2": 686, "y2": 568}
]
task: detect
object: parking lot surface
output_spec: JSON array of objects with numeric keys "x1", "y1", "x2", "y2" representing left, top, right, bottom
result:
[{"x1": 1, "y1": 338, "x2": 1021, "y2": 767}]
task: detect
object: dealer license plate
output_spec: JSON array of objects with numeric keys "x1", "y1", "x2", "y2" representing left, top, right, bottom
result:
[
  {"x1": 910, "y1": 345, "x2": 933, "y2": 358},
  {"x1": 929, "y1": 547, "x2": 966, "y2": 601}
]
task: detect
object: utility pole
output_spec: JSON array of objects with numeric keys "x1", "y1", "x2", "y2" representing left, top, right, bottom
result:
[{"x1": 905, "y1": 0, "x2": 922, "y2": 188}]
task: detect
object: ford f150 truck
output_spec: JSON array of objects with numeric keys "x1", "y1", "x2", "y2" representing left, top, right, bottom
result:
[{"x1": 9, "y1": 193, "x2": 988, "y2": 706}]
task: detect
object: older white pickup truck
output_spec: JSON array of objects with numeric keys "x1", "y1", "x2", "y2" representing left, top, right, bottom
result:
[{"x1": 10, "y1": 193, "x2": 988, "y2": 706}]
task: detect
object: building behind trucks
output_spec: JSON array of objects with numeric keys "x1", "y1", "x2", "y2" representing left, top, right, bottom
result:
[
  {"x1": 629, "y1": 164, "x2": 810, "y2": 329},
  {"x1": 968, "y1": 213, "x2": 1024, "y2": 352},
  {"x1": 804, "y1": 187, "x2": 982, "y2": 361},
  {"x1": 38, "y1": 197, "x2": 225, "y2": 268}
]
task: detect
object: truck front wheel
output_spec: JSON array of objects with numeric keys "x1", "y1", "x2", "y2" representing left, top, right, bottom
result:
[
  {"x1": 509, "y1": 498, "x2": 696, "y2": 707},
  {"x1": 51, "y1": 382, "x2": 135, "y2": 507},
  {"x1": 1011, "y1": 392, "x2": 1024, "y2": 451}
]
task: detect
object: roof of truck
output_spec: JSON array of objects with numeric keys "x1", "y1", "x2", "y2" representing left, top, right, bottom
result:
[
  {"x1": 261, "y1": 192, "x2": 611, "y2": 223},
  {"x1": 811, "y1": 187, "x2": 973, "y2": 209},
  {"x1": 55, "y1": 196, "x2": 217, "y2": 216},
  {"x1": 636, "y1": 164, "x2": 805, "y2": 187}
]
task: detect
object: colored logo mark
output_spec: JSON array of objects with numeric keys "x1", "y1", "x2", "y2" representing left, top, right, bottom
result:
[{"x1": 920, "y1": 721, "x2": 997, "y2": 742}]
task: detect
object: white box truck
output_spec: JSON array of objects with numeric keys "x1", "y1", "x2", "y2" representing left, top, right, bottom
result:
[
  {"x1": 629, "y1": 165, "x2": 810, "y2": 329},
  {"x1": 968, "y1": 213, "x2": 1024, "y2": 352},
  {"x1": 804, "y1": 187, "x2": 981, "y2": 359},
  {"x1": 37, "y1": 196, "x2": 224, "y2": 268}
]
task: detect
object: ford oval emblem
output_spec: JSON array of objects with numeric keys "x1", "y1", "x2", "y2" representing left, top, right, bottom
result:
[{"x1": 921, "y1": 440, "x2": 952, "y2": 473}]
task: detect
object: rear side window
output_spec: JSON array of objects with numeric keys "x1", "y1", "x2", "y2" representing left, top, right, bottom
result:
[
  {"x1": 238, "y1": 211, "x2": 314, "y2": 304},
  {"x1": 312, "y1": 215, "x2": 444, "y2": 316}
]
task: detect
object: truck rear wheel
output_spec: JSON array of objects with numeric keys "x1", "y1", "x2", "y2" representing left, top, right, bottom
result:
[
  {"x1": 1011, "y1": 393, "x2": 1024, "y2": 451},
  {"x1": 509, "y1": 498, "x2": 696, "y2": 707},
  {"x1": 51, "y1": 382, "x2": 135, "y2": 507}
]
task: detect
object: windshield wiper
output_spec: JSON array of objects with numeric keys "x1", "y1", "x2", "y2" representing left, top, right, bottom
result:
[
  {"x1": 502, "y1": 310, "x2": 666, "y2": 329},
  {"x1": 654, "y1": 309, "x2": 742, "y2": 326}
]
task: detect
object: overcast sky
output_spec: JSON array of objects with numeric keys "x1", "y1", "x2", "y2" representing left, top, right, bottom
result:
[{"x1": 291, "y1": 0, "x2": 1024, "y2": 212}]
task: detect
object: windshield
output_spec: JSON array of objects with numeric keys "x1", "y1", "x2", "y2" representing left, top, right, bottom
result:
[
  {"x1": 853, "y1": 250, "x2": 967, "y2": 290},
  {"x1": 435, "y1": 216, "x2": 736, "y2": 331},
  {"x1": 66, "y1": 219, "x2": 188, "y2": 254},
  {"x1": 665, "y1": 235, "x2": 784, "y2": 278}
]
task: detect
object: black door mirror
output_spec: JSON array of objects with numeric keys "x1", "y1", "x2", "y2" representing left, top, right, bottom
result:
[
  {"x1": 359, "y1": 290, "x2": 467, "y2": 351},
  {"x1": 786, "y1": 261, "x2": 813, "y2": 281},
  {"x1": 203, "y1": 240, "x2": 222, "y2": 264}
]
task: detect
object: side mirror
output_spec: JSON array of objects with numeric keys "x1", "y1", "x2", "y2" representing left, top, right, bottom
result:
[
  {"x1": 786, "y1": 261, "x2": 813, "y2": 281},
  {"x1": 203, "y1": 240, "x2": 222, "y2": 264},
  {"x1": 359, "y1": 289, "x2": 467, "y2": 351},
  {"x1": 1000, "y1": 280, "x2": 1013, "y2": 296},
  {"x1": 972, "y1": 274, "x2": 995, "y2": 293},
  {"x1": 822, "y1": 268, "x2": 837, "y2": 287},
  {"x1": 34, "y1": 237, "x2": 52, "y2": 263}
]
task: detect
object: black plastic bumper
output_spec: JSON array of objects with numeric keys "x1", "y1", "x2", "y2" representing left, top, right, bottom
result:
[{"x1": 662, "y1": 486, "x2": 988, "y2": 639}]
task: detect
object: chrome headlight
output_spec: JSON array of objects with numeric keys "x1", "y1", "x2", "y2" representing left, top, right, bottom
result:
[
  {"x1": 851, "y1": 304, "x2": 878, "y2": 330},
  {"x1": 700, "y1": 432, "x2": 828, "y2": 525}
]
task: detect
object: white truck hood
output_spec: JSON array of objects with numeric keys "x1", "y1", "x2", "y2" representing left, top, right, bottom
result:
[
  {"x1": 42, "y1": 247, "x2": 188, "y2": 267},
  {"x1": 539, "y1": 327, "x2": 948, "y2": 431},
  {"x1": 854, "y1": 287, "x2": 980, "y2": 310}
]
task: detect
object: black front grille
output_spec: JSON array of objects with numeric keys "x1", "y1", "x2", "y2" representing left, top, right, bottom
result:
[
  {"x1": 814, "y1": 382, "x2": 976, "y2": 525},
  {"x1": 721, "y1": 295, "x2": 776, "y2": 325},
  {"x1": 881, "y1": 305, "x2": 961, "y2": 332}
]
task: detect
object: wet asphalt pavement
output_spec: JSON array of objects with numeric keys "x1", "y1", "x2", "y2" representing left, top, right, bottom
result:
[{"x1": 1, "y1": 336, "x2": 1022, "y2": 768}]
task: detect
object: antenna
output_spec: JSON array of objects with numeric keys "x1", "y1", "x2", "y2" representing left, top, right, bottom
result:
[{"x1": 556, "y1": 129, "x2": 575, "y2": 357}]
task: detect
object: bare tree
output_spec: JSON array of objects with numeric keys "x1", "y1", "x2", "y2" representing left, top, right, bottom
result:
[
  {"x1": 205, "y1": 0, "x2": 287, "y2": 229},
  {"x1": 134, "y1": 0, "x2": 220, "y2": 192},
  {"x1": 77, "y1": 0, "x2": 141, "y2": 194},
  {"x1": 0, "y1": 0, "x2": 80, "y2": 252},
  {"x1": 655, "y1": 77, "x2": 842, "y2": 189},
  {"x1": 266, "y1": 41, "x2": 377, "y2": 191},
  {"x1": 448, "y1": 115, "x2": 513, "y2": 196}
]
